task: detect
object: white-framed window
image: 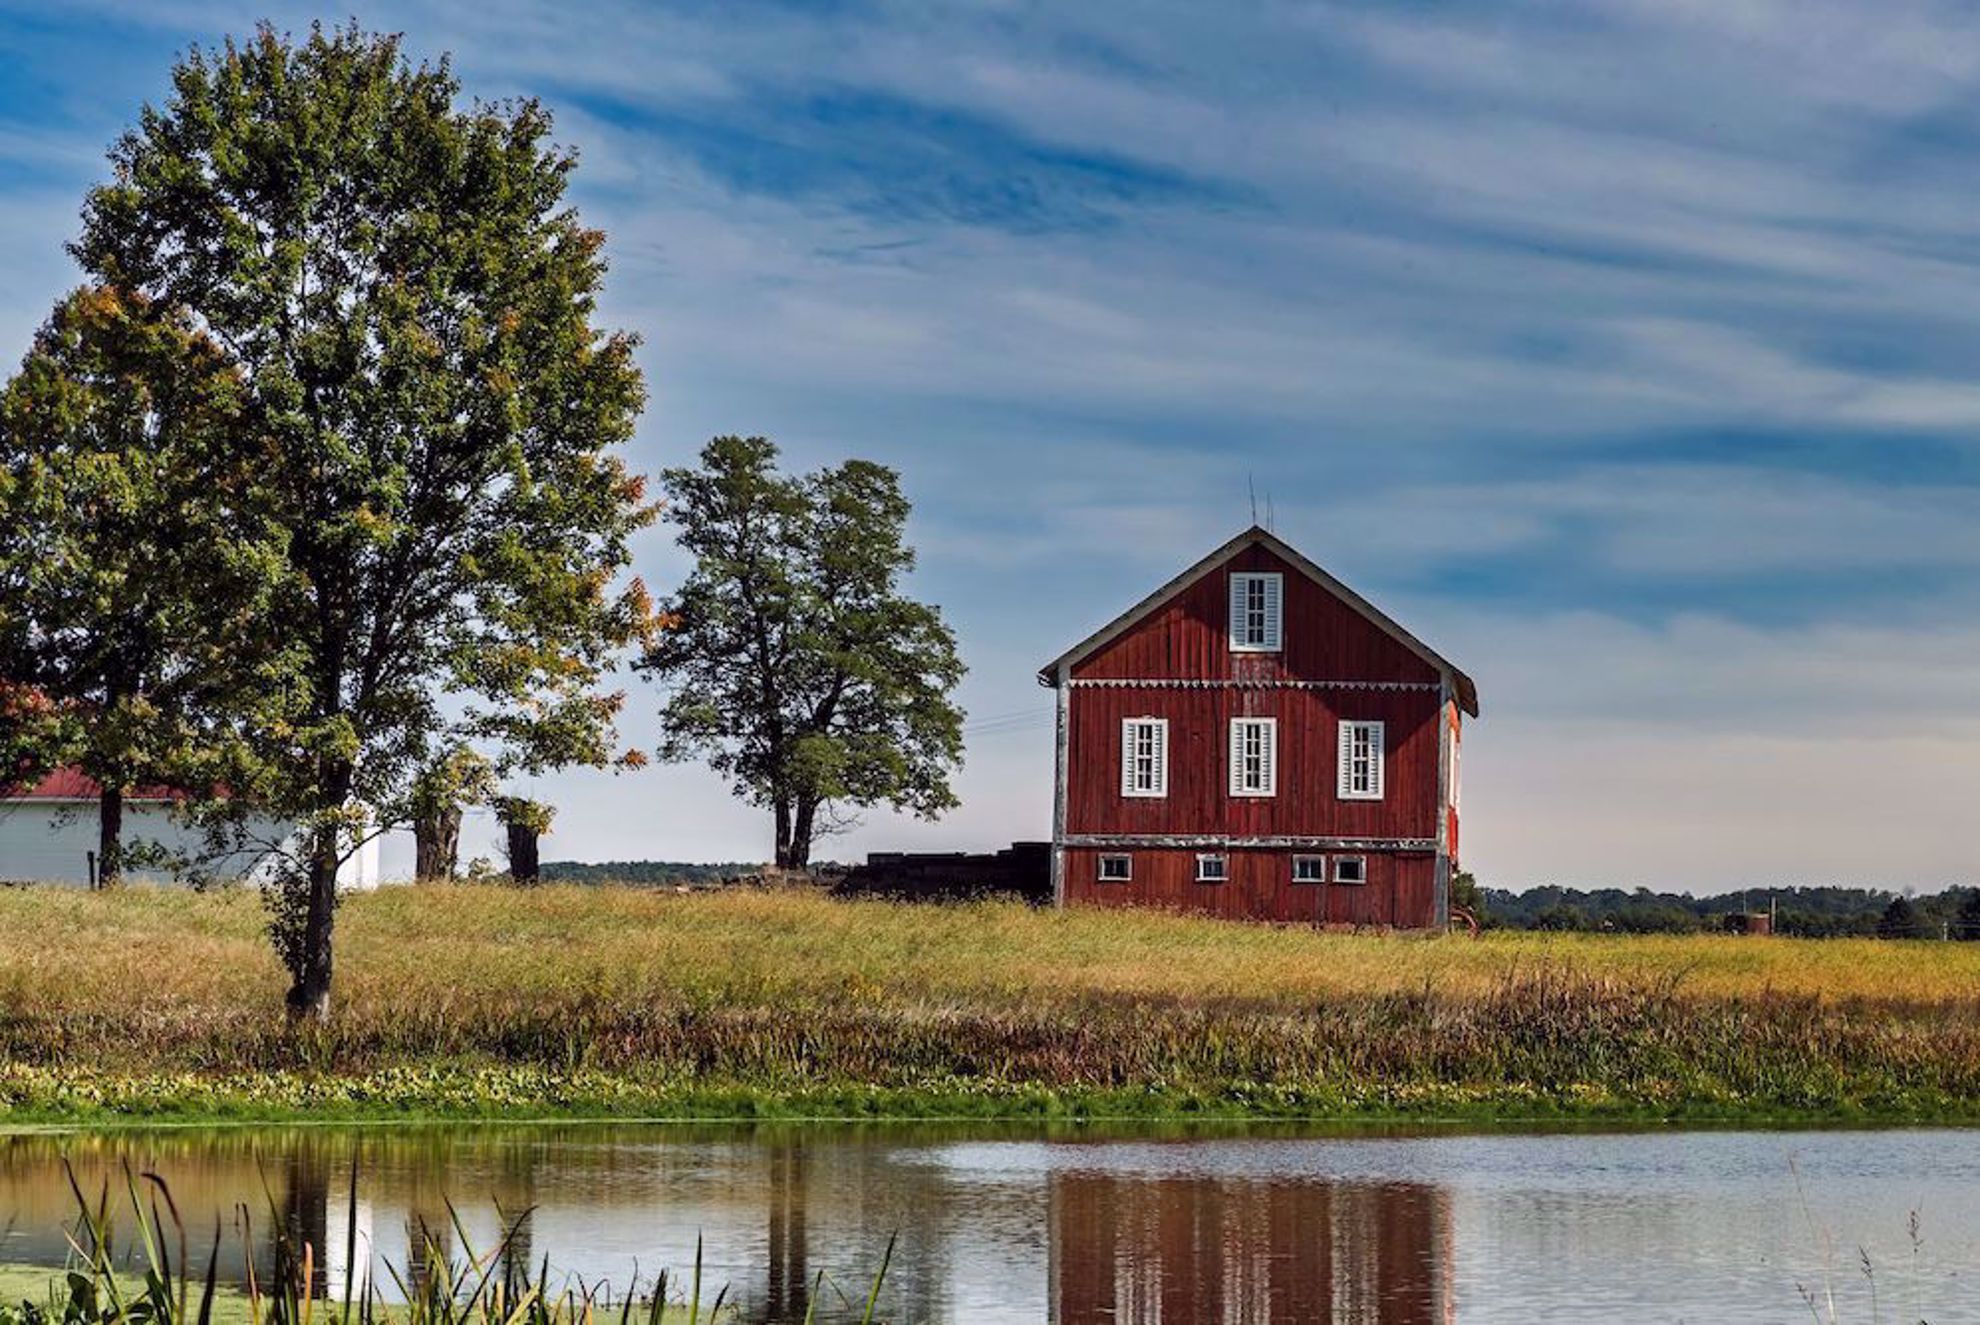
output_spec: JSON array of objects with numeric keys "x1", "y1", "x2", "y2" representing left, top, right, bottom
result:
[
  {"x1": 1333, "y1": 855, "x2": 1367, "y2": 884},
  {"x1": 1228, "y1": 572, "x2": 1283, "y2": 652},
  {"x1": 1195, "y1": 853, "x2": 1228, "y2": 883},
  {"x1": 1337, "y1": 719, "x2": 1386, "y2": 800},
  {"x1": 1097, "y1": 854, "x2": 1132, "y2": 883},
  {"x1": 1291, "y1": 854, "x2": 1327, "y2": 884},
  {"x1": 1228, "y1": 717, "x2": 1278, "y2": 797},
  {"x1": 1120, "y1": 717, "x2": 1169, "y2": 798}
]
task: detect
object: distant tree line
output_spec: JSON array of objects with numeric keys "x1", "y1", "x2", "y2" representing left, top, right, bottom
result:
[
  {"x1": 541, "y1": 860, "x2": 767, "y2": 886},
  {"x1": 1470, "y1": 881, "x2": 1980, "y2": 939}
]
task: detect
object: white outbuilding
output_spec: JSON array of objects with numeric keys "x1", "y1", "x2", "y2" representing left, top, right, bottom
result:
[{"x1": 0, "y1": 768, "x2": 381, "y2": 889}]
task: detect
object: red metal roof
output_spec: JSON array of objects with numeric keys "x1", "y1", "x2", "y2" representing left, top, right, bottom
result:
[{"x1": 4, "y1": 767, "x2": 184, "y2": 802}]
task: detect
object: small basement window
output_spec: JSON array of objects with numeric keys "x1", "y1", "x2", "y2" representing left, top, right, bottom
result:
[
  {"x1": 1333, "y1": 855, "x2": 1367, "y2": 885},
  {"x1": 1291, "y1": 854, "x2": 1327, "y2": 883},
  {"x1": 1195, "y1": 853, "x2": 1229, "y2": 883},
  {"x1": 1098, "y1": 854, "x2": 1132, "y2": 882}
]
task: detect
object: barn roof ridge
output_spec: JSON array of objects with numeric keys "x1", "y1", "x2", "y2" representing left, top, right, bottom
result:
[{"x1": 1036, "y1": 524, "x2": 1479, "y2": 717}]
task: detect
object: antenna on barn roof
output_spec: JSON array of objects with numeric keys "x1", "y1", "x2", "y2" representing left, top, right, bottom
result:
[{"x1": 1248, "y1": 473, "x2": 1258, "y2": 526}]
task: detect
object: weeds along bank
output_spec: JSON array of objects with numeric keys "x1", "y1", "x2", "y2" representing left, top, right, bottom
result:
[{"x1": 2, "y1": 885, "x2": 1979, "y2": 1122}]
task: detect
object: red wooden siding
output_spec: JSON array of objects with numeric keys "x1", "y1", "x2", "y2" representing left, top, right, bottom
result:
[
  {"x1": 1070, "y1": 545, "x2": 1439, "y2": 686},
  {"x1": 1067, "y1": 685, "x2": 1439, "y2": 840},
  {"x1": 1065, "y1": 848, "x2": 1438, "y2": 927}
]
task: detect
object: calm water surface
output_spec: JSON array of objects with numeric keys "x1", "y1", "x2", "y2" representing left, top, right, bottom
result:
[{"x1": 2, "y1": 1122, "x2": 1976, "y2": 1323}]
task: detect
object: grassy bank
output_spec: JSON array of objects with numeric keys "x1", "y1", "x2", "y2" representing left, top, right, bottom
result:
[{"x1": 3, "y1": 884, "x2": 1979, "y2": 1124}]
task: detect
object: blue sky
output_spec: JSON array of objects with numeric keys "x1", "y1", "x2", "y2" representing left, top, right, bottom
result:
[{"x1": 4, "y1": 0, "x2": 1979, "y2": 890}]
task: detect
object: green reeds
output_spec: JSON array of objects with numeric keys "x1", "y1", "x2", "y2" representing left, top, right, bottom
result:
[{"x1": 0, "y1": 1163, "x2": 892, "y2": 1325}]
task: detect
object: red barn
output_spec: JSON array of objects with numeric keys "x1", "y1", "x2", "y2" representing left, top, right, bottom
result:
[{"x1": 1039, "y1": 525, "x2": 1477, "y2": 929}]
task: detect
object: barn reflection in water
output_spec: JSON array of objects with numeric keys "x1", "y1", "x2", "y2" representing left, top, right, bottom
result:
[
  {"x1": 0, "y1": 1126, "x2": 1451, "y2": 1323},
  {"x1": 1049, "y1": 1170, "x2": 1450, "y2": 1324}
]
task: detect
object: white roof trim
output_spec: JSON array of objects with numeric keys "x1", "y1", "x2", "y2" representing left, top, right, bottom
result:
[{"x1": 1036, "y1": 525, "x2": 1479, "y2": 716}]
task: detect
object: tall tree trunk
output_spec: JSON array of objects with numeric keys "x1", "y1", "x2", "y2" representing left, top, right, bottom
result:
[
  {"x1": 773, "y1": 795, "x2": 793, "y2": 870},
  {"x1": 787, "y1": 796, "x2": 818, "y2": 872},
  {"x1": 413, "y1": 805, "x2": 462, "y2": 881},
  {"x1": 96, "y1": 785, "x2": 124, "y2": 889},
  {"x1": 286, "y1": 829, "x2": 340, "y2": 1020},
  {"x1": 286, "y1": 760, "x2": 352, "y2": 1021},
  {"x1": 507, "y1": 821, "x2": 540, "y2": 884}
]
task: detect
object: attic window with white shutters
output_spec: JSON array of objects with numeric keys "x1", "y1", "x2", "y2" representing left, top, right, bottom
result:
[
  {"x1": 1228, "y1": 572, "x2": 1282, "y2": 652},
  {"x1": 1228, "y1": 717, "x2": 1277, "y2": 797},
  {"x1": 1120, "y1": 718, "x2": 1168, "y2": 798},
  {"x1": 1337, "y1": 719, "x2": 1385, "y2": 801}
]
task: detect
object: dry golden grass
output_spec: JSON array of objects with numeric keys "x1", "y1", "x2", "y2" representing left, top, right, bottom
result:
[
  {"x1": 3, "y1": 883, "x2": 1979, "y2": 1120},
  {"x1": 5, "y1": 880, "x2": 1967, "y2": 1005}
]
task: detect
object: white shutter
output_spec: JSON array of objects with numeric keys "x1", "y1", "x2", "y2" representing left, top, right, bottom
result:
[
  {"x1": 1123, "y1": 719, "x2": 1168, "y2": 798},
  {"x1": 1367, "y1": 719, "x2": 1385, "y2": 800},
  {"x1": 1121, "y1": 718, "x2": 1138, "y2": 798},
  {"x1": 1337, "y1": 720, "x2": 1386, "y2": 800},
  {"x1": 1228, "y1": 573, "x2": 1284, "y2": 653},
  {"x1": 1229, "y1": 718, "x2": 1278, "y2": 796}
]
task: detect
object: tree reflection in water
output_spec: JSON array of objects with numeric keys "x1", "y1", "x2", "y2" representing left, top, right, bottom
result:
[{"x1": 0, "y1": 1125, "x2": 1452, "y2": 1323}]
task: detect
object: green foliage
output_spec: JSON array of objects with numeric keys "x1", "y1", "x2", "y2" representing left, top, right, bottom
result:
[
  {"x1": 409, "y1": 746, "x2": 496, "y2": 880},
  {"x1": 640, "y1": 437, "x2": 965, "y2": 867},
  {"x1": 1955, "y1": 889, "x2": 1980, "y2": 942},
  {"x1": 539, "y1": 860, "x2": 767, "y2": 885},
  {"x1": 1479, "y1": 883, "x2": 1980, "y2": 937},
  {"x1": 69, "y1": 22, "x2": 655, "y2": 1007},
  {"x1": 410, "y1": 749, "x2": 498, "y2": 825},
  {"x1": 1876, "y1": 895, "x2": 1931, "y2": 940},
  {"x1": 1448, "y1": 869, "x2": 1483, "y2": 918},
  {"x1": 491, "y1": 796, "x2": 555, "y2": 835},
  {"x1": 0, "y1": 287, "x2": 283, "y2": 882}
]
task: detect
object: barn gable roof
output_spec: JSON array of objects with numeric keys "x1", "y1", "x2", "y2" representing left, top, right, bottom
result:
[{"x1": 1036, "y1": 524, "x2": 1479, "y2": 716}]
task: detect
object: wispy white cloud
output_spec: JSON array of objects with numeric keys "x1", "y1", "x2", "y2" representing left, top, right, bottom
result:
[{"x1": 7, "y1": 0, "x2": 1980, "y2": 887}]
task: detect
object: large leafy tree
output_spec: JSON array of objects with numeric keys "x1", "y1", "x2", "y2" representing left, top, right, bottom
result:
[
  {"x1": 74, "y1": 23, "x2": 655, "y2": 1014},
  {"x1": 0, "y1": 286, "x2": 281, "y2": 886},
  {"x1": 641, "y1": 436, "x2": 965, "y2": 868}
]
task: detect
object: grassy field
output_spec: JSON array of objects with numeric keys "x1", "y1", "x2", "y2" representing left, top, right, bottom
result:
[{"x1": 3, "y1": 883, "x2": 1980, "y2": 1123}]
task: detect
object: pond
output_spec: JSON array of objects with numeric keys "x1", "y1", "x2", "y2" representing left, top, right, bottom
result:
[{"x1": 2, "y1": 1122, "x2": 1976, "y2": 1322}]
